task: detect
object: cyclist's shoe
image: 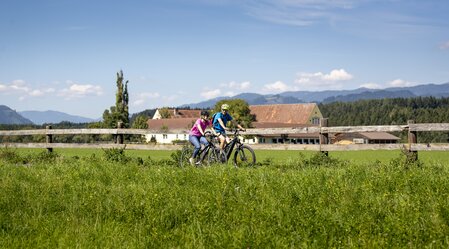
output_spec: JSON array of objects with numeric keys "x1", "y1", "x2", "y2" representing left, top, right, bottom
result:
[{"x1": 189, "y1": 158, "x2": 195, "y2": 165}]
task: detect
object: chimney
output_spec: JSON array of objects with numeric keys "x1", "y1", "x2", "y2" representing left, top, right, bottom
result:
[{"x1": 173, "y1": 108, "x2": 178, "y2": 117}]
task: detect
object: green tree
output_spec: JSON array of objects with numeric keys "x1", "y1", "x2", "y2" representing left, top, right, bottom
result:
[
  {"x1": 103, "y1": 70, "x2": 129, "y2": 128},
  {"x1": 212, "y1": 99, "x2": 254, "y2": 128},
  {"x1": 159, "y1": 107, "x2": 171, "y2": 119},
  {"x1": 131, "y1": 115, "x2": 149, "y2": 129}
]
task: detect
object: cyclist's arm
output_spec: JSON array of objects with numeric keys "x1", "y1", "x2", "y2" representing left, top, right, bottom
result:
[
  {"x1": 218, "y1": 118, "x2": 228, "y2": 131},
  {"x1": 196, "y1": 123, "x2": 206, "y2": 136},
  {"x1": 231, "y1": 120, "x2": 245, "y2": 131}
]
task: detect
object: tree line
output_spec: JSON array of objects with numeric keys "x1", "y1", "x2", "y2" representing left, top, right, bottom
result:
[{"x1": 319, "y1": 96, "x2": 449, "y2": 142}]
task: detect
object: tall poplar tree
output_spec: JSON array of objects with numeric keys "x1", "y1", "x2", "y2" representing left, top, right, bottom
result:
[{"x1": 103, "y1": 70, "x2": 129, "y2": 128}]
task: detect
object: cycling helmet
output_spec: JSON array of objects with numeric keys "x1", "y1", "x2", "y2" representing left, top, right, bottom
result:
[
  {"x1": 200, "y1": 110, "x2": 210, "y2": 117},
  {"x1": 221, "y1": 104, "x2": 229, "y2": 110}
]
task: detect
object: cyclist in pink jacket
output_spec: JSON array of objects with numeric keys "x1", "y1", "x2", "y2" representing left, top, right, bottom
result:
[{"x1": 188, "y1": 110, "x2": 212, "y2": 165}]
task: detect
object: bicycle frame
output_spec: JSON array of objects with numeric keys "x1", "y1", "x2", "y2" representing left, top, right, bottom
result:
[
  {"x1": 222, "y1": 130, "x2": 244, "y2": 161},
  {"x1": 196, "y1": 133, "x2": 219, "y2": 163}
]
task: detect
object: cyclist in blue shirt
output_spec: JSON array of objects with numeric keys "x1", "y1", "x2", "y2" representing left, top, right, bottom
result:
[{"x1": 212, "y1": 103, "x2": 245, "y2": 153}]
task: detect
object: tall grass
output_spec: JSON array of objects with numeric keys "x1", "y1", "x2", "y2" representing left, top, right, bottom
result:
[{"x1": 1, "y1": 149, "x2": 448, "y2": 248}]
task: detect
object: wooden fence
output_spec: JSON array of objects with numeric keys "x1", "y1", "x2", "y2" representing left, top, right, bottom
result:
[{"x1": 1, "y1": 120, "x2": 449, "y2": 159}]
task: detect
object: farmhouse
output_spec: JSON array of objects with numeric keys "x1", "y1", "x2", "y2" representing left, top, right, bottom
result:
[{"x1": 145, "y1": 104, "x2": 323, "y2": 144}]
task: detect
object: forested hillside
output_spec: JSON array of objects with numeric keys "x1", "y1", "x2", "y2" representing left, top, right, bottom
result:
[
  {"x1": 319, "y1": 96, "x2": 449, "y2": 126},
  {"x1": 319, "y1": 97, "x2": 449, "y2": 143}
]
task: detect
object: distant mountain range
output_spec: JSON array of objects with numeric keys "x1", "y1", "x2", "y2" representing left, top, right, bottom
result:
[
  {"x1": 19, "y1": 110, "x2": 96, "y2": 125},
  {"x1": 0, "y1": 106, "x2": 96, "y2": 125},
  {"x1": 182, "y1": 82, "x2": 449, "y2": 108},
  {"x1": 2, "y1": 82, "x2": 449, "y2": 125}
]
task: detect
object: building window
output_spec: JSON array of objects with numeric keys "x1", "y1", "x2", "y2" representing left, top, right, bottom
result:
[
  {"x1": 272, "y1": 139, "x2": 277, "y2": 144},
  {"x1": 312, "y1": 117, "x2": 320, "y2": 125},
  {"x1": 163, "y1": 134, "x2": 168, "y2": 139}
]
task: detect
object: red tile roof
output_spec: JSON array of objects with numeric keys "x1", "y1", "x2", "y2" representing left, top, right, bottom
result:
[
  {"x1": 147, "y1": 118, "x2": 197, "y2": 131},
  {"x1": 149, "y1": 104, "x2": 321, "y2": 131},
  {"x1": 249, "y1": 103, "x2": 317, "y2": 124},
  {"x1": 158, "y1": 109, "x2": 201, "y2": 119}
]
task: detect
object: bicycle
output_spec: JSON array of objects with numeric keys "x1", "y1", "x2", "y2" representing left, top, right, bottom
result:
[
  {"x1": 178, "y1": 131, "x2": 219, "y2": 167},
  {"x1": 208, "y1": 129, "x2": 256, "y2": 167}
]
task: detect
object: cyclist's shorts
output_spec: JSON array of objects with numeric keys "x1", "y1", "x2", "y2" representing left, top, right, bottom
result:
[{"x1": 216, "y1": 131, "x2": 227, "y2": 137}]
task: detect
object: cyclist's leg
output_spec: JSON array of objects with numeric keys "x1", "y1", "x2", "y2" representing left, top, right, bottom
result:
[
  {"x1": 200, "y1": 136, "x2": 209, "y2": 147},
  {"x1": 189, "y1": 135, "x2": 201, "y2": 164},
  {"x1": 217, "y1": 134, "x2": 228, "y2": 162},
  {"x1": 225, "y1": 135, "x2": 231, "y2": 144}
]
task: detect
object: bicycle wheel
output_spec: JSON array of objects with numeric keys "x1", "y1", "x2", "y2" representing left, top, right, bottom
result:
[
  {"x1": 207, "y1": 147, "x2": 221, "y2": 165},
  {"x1": 179, "y1": 145, "x2": 193, "y2": 167},
  {"x1": 233, "y1": 145, "x2": 256, "y2": 167}
]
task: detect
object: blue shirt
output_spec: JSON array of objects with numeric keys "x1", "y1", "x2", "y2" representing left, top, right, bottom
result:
[{"x1": 213, "y1": 112, "x2": 233, "y2": 133}]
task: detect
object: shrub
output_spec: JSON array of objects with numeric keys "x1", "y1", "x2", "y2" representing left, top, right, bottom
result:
[{"x1": 102, "y1": 147, "x2": 130, "y2": 163}]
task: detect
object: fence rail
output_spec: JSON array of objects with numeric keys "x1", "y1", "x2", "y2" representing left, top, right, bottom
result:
[
  {"x1": 2, "y1": 123, "x2": 447, "y2": 136},
  {"x1": 1, "y1": 120, "x2": 449, "y2": 158}
]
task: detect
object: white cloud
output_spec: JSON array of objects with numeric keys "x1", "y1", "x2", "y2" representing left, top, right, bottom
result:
[
  {"x1": 324, "y1": 69, "x2": 353, "y2": 81},
  {"x1": 388, "y1": 79, "x2": 414, "y2": 87},
  {"x1": 203, "y1": 81, "x2": 252, "y2": 98},
  {"x1": 10, "y1": 80, "x2": 30, "y2": 92},
  {"x1": 439, "y1": 40, "x2": 449, "y2": 50},
  {"x1": 359, "y1": 83, "x2": 382, "y2": 89},
  {"x1": 0, "y1": 84, "x2": 7, "y2": 92},
  {"x1": 0, "y1": 80, "x2": 54, "y2": 98},
  {"x1": 262, "y1": 81, "x2": 292, "y2": 93},
  {"x1": 201, "y1": 89, "x2": 221, "y2": 99},
  {"x1": 295, "y1": 69, "x2": 354, "y2": 90},
  {"x1": 59, "y1": 83, "x2": 103, "y2": 99},
  {"x1": 29, "y1": 90, "x2": 44, "y2": 96}
]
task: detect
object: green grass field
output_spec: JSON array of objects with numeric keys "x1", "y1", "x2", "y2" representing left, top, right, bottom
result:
[
  {"x1": 11, "y1": 148, "x2": 449, "y2": 165},
  {"x1": 1, "y1": 148, "x2": 449, "y2": 248}
]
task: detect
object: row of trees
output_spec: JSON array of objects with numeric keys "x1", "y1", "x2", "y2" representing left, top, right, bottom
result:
[
  {"x1": 319, "y1": 96, "x2": 449, "y2": 142},
  {"x1": 319, "y1": 96, "x2": 449, "y2": 126}
]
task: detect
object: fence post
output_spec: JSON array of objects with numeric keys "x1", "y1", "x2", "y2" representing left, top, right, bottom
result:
[
  {"x1": 116, "y1": 121, "x2": 124, "y2": 144},
  {"x1": 320, "y1": 118, "x2": 329, "y2": 156},
  {"x1": 46, "y1": 125, "x2": 53, "y2": 152},
  {"x1": 407, "y1": 120, "x2": 418, "y2": 161}
]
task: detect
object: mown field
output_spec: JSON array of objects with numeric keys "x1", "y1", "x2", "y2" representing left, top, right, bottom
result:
[{"x1": 1, "y1": 148, "x2": 449, "y2": 248}]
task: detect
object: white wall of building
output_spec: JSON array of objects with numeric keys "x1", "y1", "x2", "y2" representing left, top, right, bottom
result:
[{"x1": 145, "y1": 133, "x2": 188, "y2": 144}]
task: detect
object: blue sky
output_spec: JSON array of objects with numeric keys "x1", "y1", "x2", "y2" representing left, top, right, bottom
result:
[{"x1": 1, "y1": 0, "x2": 448, "y2": 118}]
